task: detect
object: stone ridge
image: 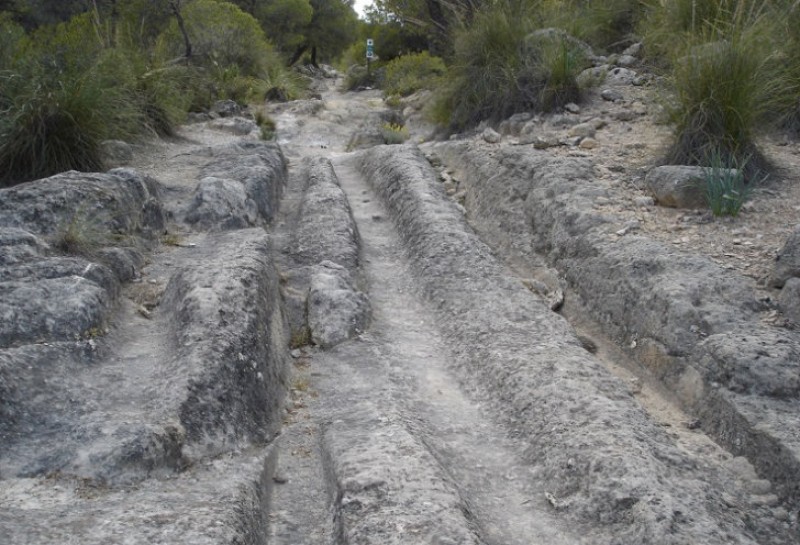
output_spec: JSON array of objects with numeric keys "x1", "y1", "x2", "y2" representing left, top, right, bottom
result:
[
  {"x1": 432, "y1": 140, "x2": 800, "y2": 508},
  {"x1": 357, "y1": 144, "x2": 769, "y2": 545}
]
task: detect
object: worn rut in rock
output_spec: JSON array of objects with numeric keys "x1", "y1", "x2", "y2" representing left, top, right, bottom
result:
[{"x1": 1, "y1": 75, "x2": 798, "y2": 544}]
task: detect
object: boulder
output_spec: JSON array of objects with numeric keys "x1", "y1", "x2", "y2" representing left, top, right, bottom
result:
[
  {"x1": 498, "y1": 113, "x2": 533, "y2": 136},
  {"x1": 645, "y1": 165, "x2": 709, "y2": 209},
  {"x1": 601, "y1": 88, "x2": 624, "y2": 102},
  {"x1": 185, "y1": 141, "x2": 286, "y2": 230},
  {"x1": 482, "y1": 128, "x2": 502, "y2": 143},
  {"x1": 778, "y1": 277, "x2": 800, "y2": 323},
  {"x1": 770, "y1": 226, "x2": 800, "y2": 287},
  {"x1": 185, "y1": 177, "x2": 259, "y2": 230},
  {"x1": 211, "y1": 99, "x2": 241, "y2": 118},
  {"x1": 568, "y1": 122, "x2": 597, "y2": 138},
  {"x1": 308, "y1": 261, "x2": 370, "y2": 348},
  {"x1": 209, "y1": 117, "x2": 258, "y2": 136}
]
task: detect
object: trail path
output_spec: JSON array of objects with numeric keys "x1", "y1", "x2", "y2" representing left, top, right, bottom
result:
[
  {"x1": 2, "y1": 75, "x2": 797, "y2": 544},
  {"x1": 265, "y1": 79, "x2": 796, "y2": 545}
]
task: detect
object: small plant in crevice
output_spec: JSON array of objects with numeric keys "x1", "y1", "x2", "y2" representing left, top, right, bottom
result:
[
  {"x1": 289, "y1": 327, "x2": 312, "y2": 349},
  {"x1": 380, "y1": 122, "x2": 409, "y2": 145},
  {"x1": 52, "y1": 209, "x2": 111, "y2": 257},
  {"x1": 703, "y1": 151, "x2": 759, "y2": 217},
  {"x1": 254, "y1": 109, "x2": 277, "y2": 141}
]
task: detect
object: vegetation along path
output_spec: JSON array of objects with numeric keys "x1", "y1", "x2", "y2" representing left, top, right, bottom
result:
[{"x1": 1, "y1": 75, "x2": 798, "y2": 544}]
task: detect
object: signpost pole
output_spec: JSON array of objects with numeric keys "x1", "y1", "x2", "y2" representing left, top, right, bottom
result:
[{"x1": 366, "y1": 38, "x2": 374, "y2": 77}]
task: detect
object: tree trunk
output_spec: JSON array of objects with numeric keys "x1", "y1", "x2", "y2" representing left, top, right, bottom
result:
[
  {"x1": 288, "y1": 43, "x2": 309, "y2": 67},
  {"x1": 169, "y1": 0, "x2": 192, "y2": 60},
  {"x1": 310, "y1": 45, "x2": 318, "y2": 68}
]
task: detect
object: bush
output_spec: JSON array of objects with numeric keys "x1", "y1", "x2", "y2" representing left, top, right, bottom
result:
[
  {"x1": 432, "y1": 5, "x2": 589, "y2": 130},
  {"x1": 383, "y1": 52, "x2": 446, "y2": 97},
  {"x1": 0, "y1": 72, "x2": 137, "y2": 186},
  {"x1": 156, "y1": 0, "x2": 275, "y2": 76},
  {"x1": 663, "y1": 16, "x2": 788, "y2": 175},
  {"x1": 380, "y1": 122, "x2": 409, "y2": 144}
]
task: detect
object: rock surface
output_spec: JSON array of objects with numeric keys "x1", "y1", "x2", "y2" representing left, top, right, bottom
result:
[
  {"x1": 771, "y1": 225, "x2": 800, "y2": 287},
  {"x1": 432, "y1": 141, "x2": 800, "y2": 510},
  {"x1": 308, "y1": 261, "x2": 370, "y2": 348},
  {"x1": 0, "y1": 133, "x2": 290, "y2": 543},
  {"x1": 646, "y1": 165, "x2": 709, "y2": 208}
]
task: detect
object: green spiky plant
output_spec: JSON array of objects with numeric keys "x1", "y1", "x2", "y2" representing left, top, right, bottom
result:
[{"x1": 661, "y1": 3, "x2": 789, "y2": 176}]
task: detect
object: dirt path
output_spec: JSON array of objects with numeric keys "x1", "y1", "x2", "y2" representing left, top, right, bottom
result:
[
  {"x1": 264, "y1": 80, "x2": 798, "y2": 545},
  {"x1": 2, "y1": 75, "x2": 797, "y2": 543}
]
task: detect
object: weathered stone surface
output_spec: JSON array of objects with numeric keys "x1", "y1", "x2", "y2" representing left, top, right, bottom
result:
[
  {"x1": 279, "y1": 157, "x2": 365, "y2": 342},
  {"x1": 0, "y1": 445, "x2": 277, "y2": 545},
  {"x1": 779, "y1": 277, "x2": 800, "y2": 324},
  {"x1": 0, "y1": 168, "x2": 165, "y2": 240},
  {"x1": 646, "y1": 165, "x2": 709, "y2": 208},
  {"x1": 185, "y1": 141, "x2": 286, "y2": 230},
  {"x1": 211, "y1": 99, "x2": 241, "y2": 118},
  {"x1": 356, "y1": 145, "x2": 780, "y2": 544},
  {"x1": 185, "y1": 177, "x2": 259, "y2": 230},
  {"x1": 771, "y1": 225, "x2": 800, "y2": 288},
  {"x1": 0, "y1": 169, "x2": 166, "y2": 348},
  {"x1": 308, "y1": 261, "x2": 370, "y2": 348},
  {"x1": 0, "y1": 228, "x2": 48, "y2": 266},
  {"x1": 482, "y1": 127, "x2": 502, "y2": 143},
  {"x1": 291, "y1": 158, "x2": 360, "y2": 271},
  {"x1": 432, "y1": 141, "x2": 800, "y2": 507}
]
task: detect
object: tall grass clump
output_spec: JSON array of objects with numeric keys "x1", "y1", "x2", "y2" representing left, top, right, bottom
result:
[
  {"x1": 779, "y1": 1, "x2": 800, "y2": 137},
  {"x1": 433, "y1": 3, "x2": 590, "y2": 130},
  {"x1": 383, "y1": 52, "x2": 446, "y2": 97},
  {"x1": 0, "y1": 73, "x2": 137, "y2": 186},
  {"x1": 662, "y1": 4, "x2": 789, "y2": 175}
]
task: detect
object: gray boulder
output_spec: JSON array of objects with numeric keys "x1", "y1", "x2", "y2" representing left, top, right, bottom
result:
[
  {"x1": 645, "y1": 165, "x2": 709, "y2": 209},
  {"x1": 0, "y1": 169, "x2": 166, "y2": 347},
  {"x1": 482, "y1": 128, "x2": 502, "y2": 143},
  {"x1": 778, "y1": 277, "x2": 800, "y2": 323},
  {"x1": 211, "y1": 99, "x2": 241, "y2": 118},
  {"x1": 770, "y1": 226, "x2": 800, "y2": 288},
  {"x1": 185, "y1": 177, "x2": 259, "y2": 230},
  {"x1": 185, "y1": 141, "x2": 286, "y2": 230},
  {"x1": 308, "y1": 261, "x2": 370, "y2": 348}
]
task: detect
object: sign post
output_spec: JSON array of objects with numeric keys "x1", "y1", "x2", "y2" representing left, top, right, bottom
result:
[{"x1": 366, "y1": 38, "x2": 374, "y2": 76}]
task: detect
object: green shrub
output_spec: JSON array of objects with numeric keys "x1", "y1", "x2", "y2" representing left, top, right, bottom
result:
[
  {"x1": 380, "y1": 122, "x2": 409, "y2": 144},
  {"x1": 663, "y1": 21, "x2": 787, "y2": 174},
  {"x1": 383, "y1": 52, "x2": 446, "y2": 97},
  {"x1": 433, "y1": 5, "x2": 589, "y2": 130},
  {"x1": 156, "y1": 0, "x2": 275, "y2": 77},
  {"x1": 0, "y1": 73, "x2": 135, "y2": 186}
]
